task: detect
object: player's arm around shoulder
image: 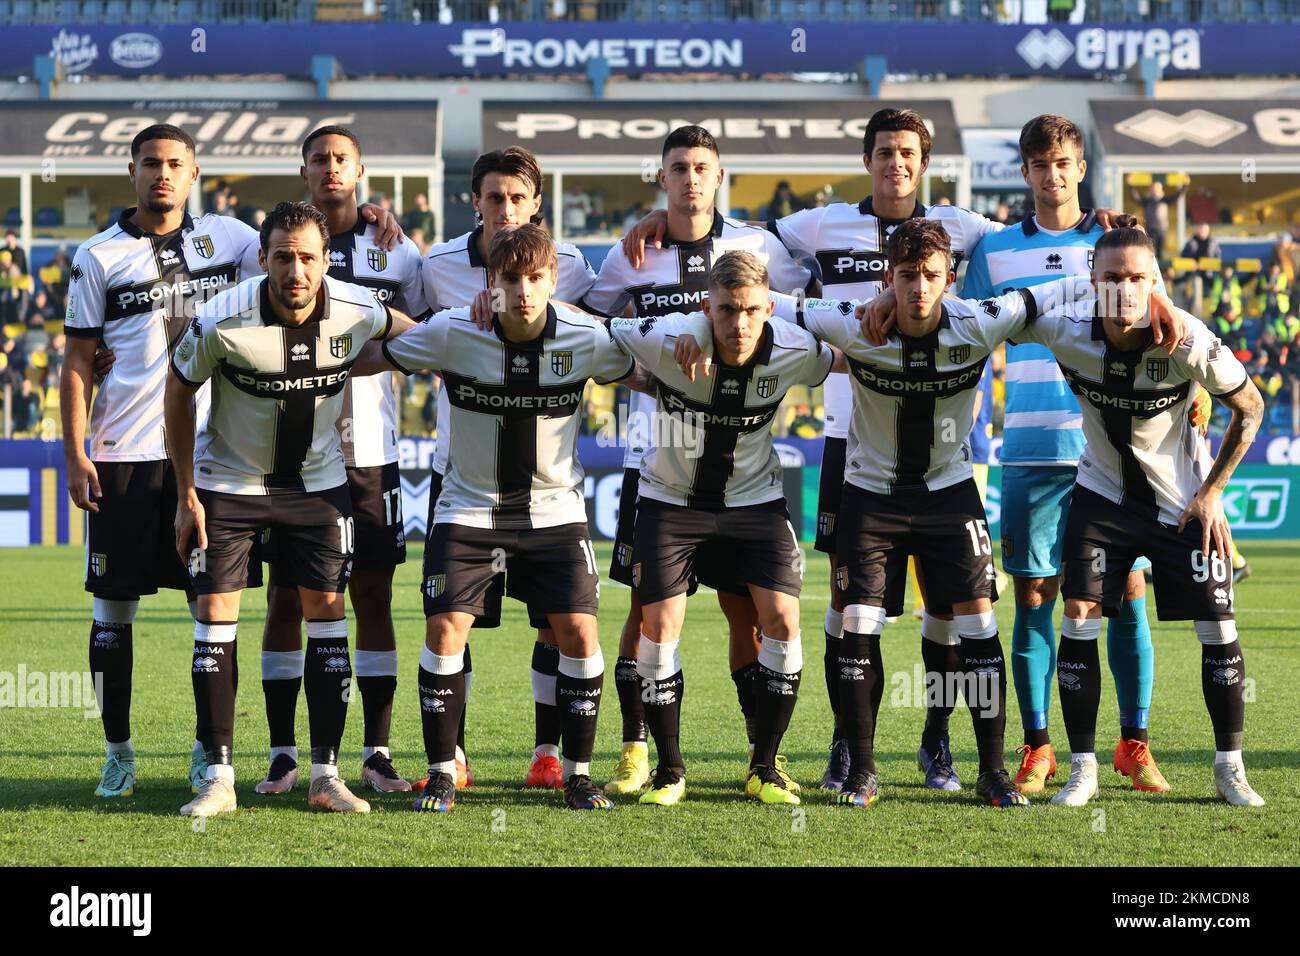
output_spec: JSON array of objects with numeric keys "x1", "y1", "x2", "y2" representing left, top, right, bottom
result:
[{"x1": 355, "y1": 305, "x2": 447, "y2": 377}]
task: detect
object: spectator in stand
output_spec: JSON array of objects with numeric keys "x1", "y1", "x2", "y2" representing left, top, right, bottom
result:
[
  {"x1": 1129, "y1": 177, "x2": 1186, "y2": 256},
  {"x1": 24, "y1": 288, "x2": 58, "y2": 329},
  {"x1": 0, "y1": 249, "x2": 29, "y2": 327},
  {"x1": 766, "y1": 181, "x2": 805, "y2": 220},
  {"x1": 402, "y1": 192, "x2": 437, "y2": 239},
  {"x1": 562, "y1": 183, "x2": 592, "y2": 234},
  {"x1": 4, "y1": 231, "x2": 28, "y2": 275},
  {"x1": 1179, "y1": 222, "x2": 1221, "y2": 309},
  {"x1": 40, "y1": 247, "x2": 70, "y2": 313},
  {"x1": 12, "y1": 378, "x2": 41, "y2": 434},
  {"x1": 1213, "y1": 307, "x2": 1250, "y2": 359},
  {"x1": 994, "y1": 201, "x2": 1013, "y2": 225},
  {"x1": 1210, "y1": 263, "x2": 1244, "y2": 320},
  {"x1": 1257, "y1": 261, "x2": 1291, "y2": 321},
  {"x1": 1248, "y1": 349, "x2": 1285, "y2": 406},
  {"x1": 787, "y1": 402, "x2": 822, "y2": 439},
  {"x1": 1269, "y1": 231, "x2": 1299, "y2": 284},
  {"x1": 212, "y1": 190, "x2": 234, "y2": 218}
]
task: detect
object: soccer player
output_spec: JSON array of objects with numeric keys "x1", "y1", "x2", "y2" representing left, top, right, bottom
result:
[
  {"x1": 421, "y1": 146, "x2": 596, "y2": 790},
  {"x1": 167, "y1": 201, "x2": 417, "y2": 816},
  {"x1": 607, "y1": 251, "x2": 837, "y2": 806},
  {"x1": 959, "y1": 115, "x2": 1201, "y2": 796},
  {"x1": 253, "y1": 125, "x2": 429, "y2": 797},
  {"x1": 354, "y1": 224, "x2": 643, "y2": 813},
  {"x1": 62, "y1": 124, "x2": 261, "y2": 799},
  {"x1": 583, "y1": 124, "x2": 814, "y2": 795},
  {"x1": 1007, "y1": 222, "x2": 1265, "y2": 807},
  {"x1": 782, "y1": 218, "x2": 1183, "y2": 807}
]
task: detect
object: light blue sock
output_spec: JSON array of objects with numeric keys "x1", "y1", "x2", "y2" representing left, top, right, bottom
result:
[
  {"x1": 1107, "y1": 596, "x2": 1153, "y2": 732},
  {"x1": 1011, "y1": 601, "x2": 1057, "y2": 735}
]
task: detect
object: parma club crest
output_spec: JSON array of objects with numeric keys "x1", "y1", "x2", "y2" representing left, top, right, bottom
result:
[
  {"x1": 818, "y1": 511, "x2": 836, "y2": 538},
  {"x1": 366, "y1": 248, "x2": 387, "y2": 272},
  {"x1": 192, "y1": 235, "x2": 214, "y2": 259},
  {"x1": 329, "y1": 333, "x2": 353, "y2": 359},
  {"x1": 1146, "y1": 357, "x2": 1169, "y2": 382},
  {"x1": 756, "y1": 375, "x2": 778, "y2": 399},
  {"x1": 949, "y1": 344, "x2": 971, "y2": 365},
  {"x1": 834, "y1": 565, "x2": 849, "y2": 594},
  {"x1": 551, "y1": 350, "x2": 573, "y2": 377},
  {"x1": 424, "y1": 574, "x2": 446, "y2": 599}
]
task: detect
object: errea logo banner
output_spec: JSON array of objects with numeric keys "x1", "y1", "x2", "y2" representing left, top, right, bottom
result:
[{"x1": 1016, "y1": 27, "x2": 1200, "y2": 73}]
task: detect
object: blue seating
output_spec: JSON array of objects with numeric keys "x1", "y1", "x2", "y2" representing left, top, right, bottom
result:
[
  {"x1": 0, "y1": 0, "x2": 14, "y2": 24},
  {"x1": 3, "y1": 208, "x2": 21, "y2": 228},
  {"x1": 34, "y1": 207, "x2": 62, "y2": 228},
  {"x1": 103, "y1": 0, "x2": 127, "y2": 21},
  {"x1": 11, "y1": 0, "x2": 35, "y2": 24},
  {"x1": 126, "y1": 0, "x2": 151, "y2": 20},
  {"x1": 80, "y1": 0, "x2": 104, "y2": 21}
]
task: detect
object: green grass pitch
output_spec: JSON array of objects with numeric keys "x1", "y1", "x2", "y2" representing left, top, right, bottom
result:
[{"x1": 1, "y1": 541, "x2": 1296, "y2": 867}]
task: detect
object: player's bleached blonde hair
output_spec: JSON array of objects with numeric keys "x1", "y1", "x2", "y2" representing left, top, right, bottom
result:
[
  {"x1": 709, "y1": 250, "x2": 770, "y2": 292},
  {"x1": 487, "y1": 222, "x2": 557, "y2": 276}
]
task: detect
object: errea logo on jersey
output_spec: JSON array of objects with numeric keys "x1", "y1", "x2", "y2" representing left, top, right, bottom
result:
[
  {"x1": 158, "y1": 248, "x2": 179, "y2": 266},
  {"x1": 686, "y1": 254, "x2": 705, "y2": 272},
  {"x1": 291, "y1": 343, "x2": 311, "y2": 361},
  {"x1": 329, "y1": 251, "x2": 347, "y2": 269},
  {"x1": 511, "y1": 355, "x2": 530, "y2": 374}
]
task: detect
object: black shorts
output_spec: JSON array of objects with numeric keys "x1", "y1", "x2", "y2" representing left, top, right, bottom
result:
[
  {"x1": 1062, "y1": 485, "x2": 1235, "y2": 621},
  {"x1": 426, "y1": 470, "x2": 548, "y2": 631},
  {"x1": 815, "y1": 436, "x2": 847, "y2": 554},
  {"x1": 269, "y1": 463, "x2": 404, "y2": 587},
  {"x1": 632, "y1": 497, "x2": 804, "y2": 605},
  {"x1": 833, "y1": 479, "x2": 996, "y2": 618},
  {"x1": 85, "y1": 460, "x2": 262, "y2": 598},
  {"x1": 190, "y1": 486, "x2": 352, "y2": 596},
  {"x1": 422, "y1": 521, "x2": 600, "y2": 622}
]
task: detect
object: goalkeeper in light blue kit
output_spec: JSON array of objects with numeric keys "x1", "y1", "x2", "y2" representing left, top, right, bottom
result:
[{"x1": 959, "y1": 115, "x2": 1208, "y2": 799}]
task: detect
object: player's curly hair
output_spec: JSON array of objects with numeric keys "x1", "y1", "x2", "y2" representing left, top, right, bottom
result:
[
  {"x1": 487, "y1": 222, "x2": 557, "y2": 276},
  {"x1": 130, "y1": 124, "x2": 195, "y2": 159},
  {"x1": 1093, "y1": 214, "x2": 1155, "y2": 257},
  {"x1": 259, "y1": 201, "x2": 330, "y2": 252},
  {"x1": 1018, "y1": 114, "x2": 1085, "y2": 164},
  {"x1": 886, "y1": 218, "x2": 953, "y2": 272},
  {"x1": 862, "y1": 108, "x2": 932, "y2": 163},
  {"x1": 709, "y1": 251, "x2": 769, "y2": 292}
]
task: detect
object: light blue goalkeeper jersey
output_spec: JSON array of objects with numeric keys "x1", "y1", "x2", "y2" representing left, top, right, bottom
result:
[{"x1": 959, "y1": 210, "x2": 1166, "y2": 466}]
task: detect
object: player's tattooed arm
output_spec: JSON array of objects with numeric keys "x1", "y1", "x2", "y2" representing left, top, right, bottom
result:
[
  {"x1": 61, "y1": 335, "x2": 101, "y2": 512},
  {"x1": 618, "y1": 361, "x2": 658, "y2": 397},
  {"x1": 1178, "y1": 377, "x2": 1264, "y2": 561},
  {"x1": 163, "y1": 370, "x2": 206, "y2": 561}
]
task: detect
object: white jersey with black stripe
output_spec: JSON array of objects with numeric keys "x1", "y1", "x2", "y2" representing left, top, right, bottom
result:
[
  {"x1": 610, "y1": 312, "x2": 832, "y2": 509},
  {"x1": 170, "y1": 275, "x2": 392, "y2": 495},
  {"x1": 1017, "y1": 303, "x2": 1248, "y2": 525},
  {"x1": 382, "y1": 303, "x2": 633, "y2": 530},
  {"x1": 784, "y1": 279, "x2": 1083, "y2": 496},
  {"x1": 324, "y1": 216, "x2": 428, "y2": 468},
  {"x1": 583, "y1": 210, "x2": 814, "y2": 468},
  {"x1": 64, "y1": 209, "x2": 260, "y2": 461},
  {"x1": 422, "y1": 228, "x2": 596, "y2": 475},
  {"x1": 769, "y1": 198, "x2": 1003, "y2": 440}
]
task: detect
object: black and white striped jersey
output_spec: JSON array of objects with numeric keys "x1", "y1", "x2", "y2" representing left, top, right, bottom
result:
[
  {"x1": 769, "y1": 198, "x2": 1004, "y2": 441},
  {"x1": 422, "y1": 227, "x2": 596, "y2": 476},
  {"x1": 382, "y1": 304, "x2": 634, "y2": 530},
  {"x1": 582, "y1": 210, "x2": 814, "y2": 469},
  {"x1": 170, "y1": 275, "x2": 392, "y2": 495},
  {"x1": 64, "y1": 209, "x2": 260, "y2": 461},
  {"x1": 785, "y1": 279, "x2": 1084, "y2": 496},
  {"x1": 1018, "y1": 304, "x2": 1248, "y2": 524},
  {"x1": 609, "y1": 312, "x2": 832, "y2": 509},
  {"x1": 324, "y1": 216, "x2": 428, "y2": 469}
]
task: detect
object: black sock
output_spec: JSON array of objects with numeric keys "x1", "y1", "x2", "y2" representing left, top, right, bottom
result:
[
  {"x1": 89, "y1": 620, "x2": 132, "y2": 744},
  {"x1": 357, "y1": 675, "x2": 396, "y2": 749},
  {"x1": 303, "y1": 622, "x2": 350, "y2": 768},
  {"x1": 614, "y1": 655, "x2": 647, "y2": 743},
  {"x1": 457, "y1": 641, "x2": 472, "y2": 753},
  {"x1": 920, "y1": 636, "x2": 960, "y2": 753},
  {"x1": 532, "y1": 642, "x2": 563, "y2": 749},
  {"x1": 1058, "y1": 636, "x2": 1101, "y2": 755},
  {"x1": 1121, "y1": 724, "x2": 1149, "y2": 743},
  {"x1": 960, "y1": 634, "x2": 1008, "y2": 775},
  {"x1": 262, "y1": 676, "x2": 300, "y2": 750},
  {"x1": 1024, "y1": 727, "x2": 1052, "y2": 748},
  {"x1": 641, "y1": 669, "x2": 685, "y2": 772},
  {"x1": 1201, "y1": 639, "x2": 1246, "y2": 752},
  {"x1": 556, "y1": 658, "x2": 603, "y2": 768},
  {"x1": 192, "y1": 623, "x2": 237, "y2": 766},
  {"x1": 730, "y1": 662, "x2": 759, "y2": 746},
  {"x1": 752, "y1": 663, "x2": 800, "y2": 768},
  {"x1": 837, "y1": 632, "x2": 882, "y2": 776},
  {"x1": 418, "y1": 662, "x2": 465, "y2": 767},
  {"x1": 824, "y1": 631, "x2": 843, "y2": 738}
]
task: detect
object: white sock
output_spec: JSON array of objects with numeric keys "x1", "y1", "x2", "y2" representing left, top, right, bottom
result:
[
  {"x1": 622, "y1": 740, "x2": 648, "y2": 751},
  {"x1": 1215, "y1": 750, "x2": 1244, "y2": 770},
  {"x1": 270, "y1": 745, "x2": 298, "y2": 764},
  {"x1": 1071, "y1": 752, "x2": 1097, "y2": 766},
  {"x1": 310, "y1": 762, "x2": 338, "y2": 782},
  {"x1": 205, "y1": 764, "x2": 234, "y2": 783},
  {"x1": 534, "y1": 743, "x2": 560, "y2": 759},
  {"x1": 362, "y1": 745, "x2": 390, "y2": 762},
  {"x1": 454, "y1": 745, "x2": 466, "y2": 764},
  {"x1": 430, "y1": 759, "x2": 456, "y2": 777},
  {"x1": 106, "y1": 738, "x2": 134, "y2": 756},
  {"x1": 563, "y1": 758, "x2": 590, "y2": 779}
]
